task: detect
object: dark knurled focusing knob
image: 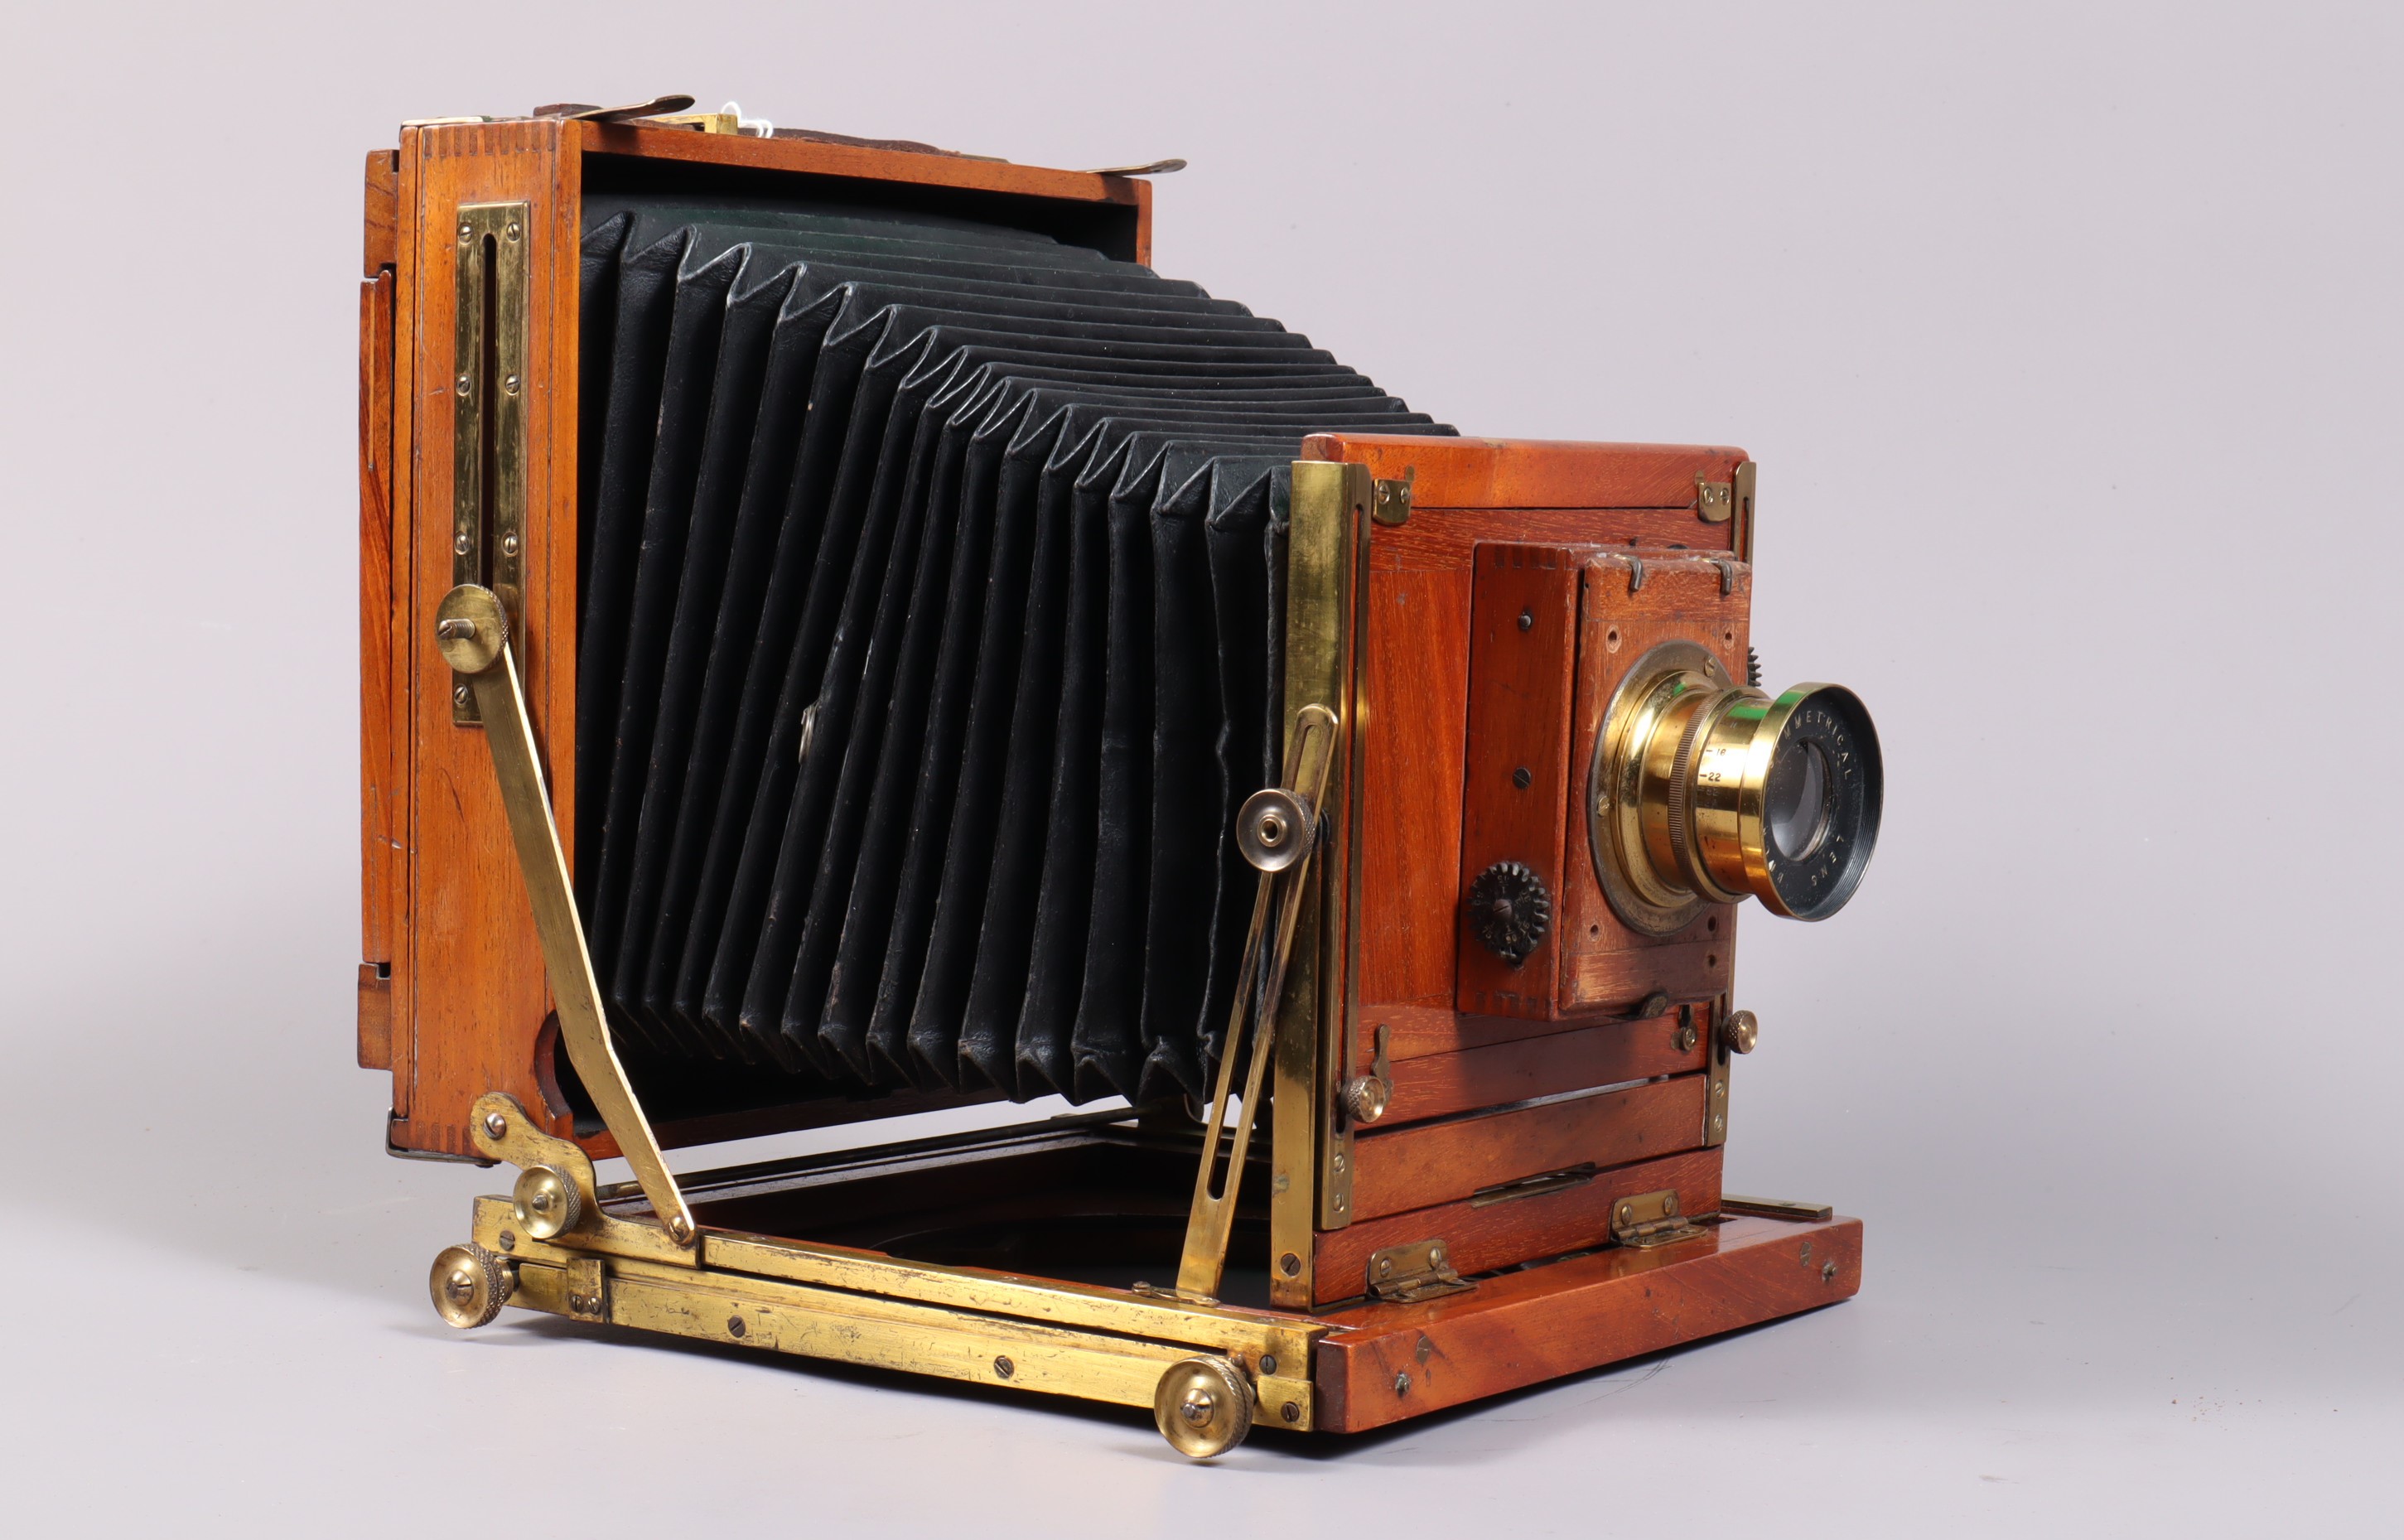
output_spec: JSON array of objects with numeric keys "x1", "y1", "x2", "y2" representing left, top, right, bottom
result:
[{"x1": 1468, "y1": 861, "x2": 1552, "y2": 966}]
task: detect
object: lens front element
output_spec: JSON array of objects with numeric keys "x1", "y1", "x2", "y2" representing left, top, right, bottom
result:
[{"x1": 1589, "y1": 642, "x2": 1882, "y2": 934}]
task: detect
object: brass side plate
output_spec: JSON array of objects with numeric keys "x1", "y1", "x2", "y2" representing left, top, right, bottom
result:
[
  {"x1": 1275, "y1": 460, "x2": 1371, "y2": 1299},
  {"x1": 1703, "y1": 994, "x2": 1732, "y2": 1147},
  {"x1": 1721, "y1": 1195, "x2": 1834, "y2": 1222},
  {"x1": 450, "y1": 201, "x2": 530, "y2": 724},
  {"x1": 565, "y1": 1256, "x2": 609, "y2": 1321}
]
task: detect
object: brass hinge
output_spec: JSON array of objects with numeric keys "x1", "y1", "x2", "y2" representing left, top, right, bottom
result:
[
  {"x1": 1370, "y1": 467, "x2": 1414, "y2": 526},
  {"x1": 1366, "y1": 1238, "x2": 1474, "y2": 1302},
  {"x1": 1610, "y1": 1189, "x2": 1707, "y2": 1249}
]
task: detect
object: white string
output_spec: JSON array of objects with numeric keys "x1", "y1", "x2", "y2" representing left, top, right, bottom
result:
[{"x1": 721, "y1": 100, "x2": 774, "y2": 138}]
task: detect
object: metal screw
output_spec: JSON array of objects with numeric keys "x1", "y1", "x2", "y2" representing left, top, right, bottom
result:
[
  {"x1": 1333, "y1": 1151, "x2": 1346, "y2": 1174},
  {"x1": 1281, "y1": 1402, "x2": 1301, "y2": 1424},
  {"x1": 497, "y1": 1231, "x2": 515, "y2": 1251},
  {"x1": 1180, "y1": 1390, "x2": 1215, "y2": 1426},
  {"x1": 1517, "y1": 608, "x2": 1533, "y2": 632},
  {"x1": 1377, "y1": 1258, "x2": 1393, "y2": 1277},
  {"x1": 1617, "y1": 1202, "x2": 1634, "y2": 1224},
  {"x1": 483, "y1": 1111, "x2": 508, "y2": 1137},
  {"x1": 1675, "y1": 1023, "x2": 1699, "y2": 1052},
  {"x1": 1429, "y1": 1245, "x2": 1446, "y2": 1267},
  {"x1": 992, "y1": 1355, "x2": 1014, "y2": 1379},
  {"x1": 1799, "y1": 1241, "x2": 1813, "y2": 1260},
  {"x1": 1259, "y1": 1354, "x2": 1277, "y2": 1376},
  {"x1": 1394, "y1": 1372, "x2": 1411, "y2": 1396},
  {"x1": 454, "y1": 685, "x2": 472, "y2": 708},
  {"x1": 727, "y1": 1316, "x2": 746, "y2": 1338},
  {"x1": 504, "y1": 374, "x2": 520, "y2": 396},
  {"x1": 1335, "y1": 1195, "x2": 1346, "y2": 1214},
  {"x1": 453, "y1": 532, "x2": 471, "y2": 556},
  {"x1": 1713, "y1": 1081, "x2": 1727, "y2": 1099},
  {"x1": 500, "y1": 533, "x2": 519, "y2": 557},
  {"x1": 437, "y1": 617, "x2": 476, "y2": 640},
  {"x1": 456, "y1": 373, "x2": 471, "y2": 396},
  {"x1": 458, "y1": 222, "x2": 473, "y2": 242},
  {"x1": 1662, "y1": 1196, "x2": 1677, "y2": 1218},
  {"x1": 669, "y1": 1216, "x2": 694, "y2": 1243},
  {"x1": 1822, "y1": 1261, "x2": 1838, "y2": 1282},
  {"x1": 1512, "y1": 766, "x2": 1532, "y2": 789},
  {"x1": 505, "y1": 221, "x2": 522, "y2": 241},
  {"x1": 444, "y1": 1272, "x2": 474, "y2": 1303},
  {"x1": 1711, "y1": 1113, "x2": 1726, "y2": 1134},
  {"x1": 1279, "y1": 1253, "x2": 1301, "y2": 1277}
]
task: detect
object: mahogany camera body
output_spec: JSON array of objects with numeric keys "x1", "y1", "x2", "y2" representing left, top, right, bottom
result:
[{"x1": 360, "y1": 109, "x2": 1872, "y2": 1454}]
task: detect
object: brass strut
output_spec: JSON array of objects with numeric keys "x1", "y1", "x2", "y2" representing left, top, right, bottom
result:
[
  {"x1": 1172, "y1": 702, "x2": 1339, "y2": 1300},
  {"x1": 434, "y1": 583, "x2": 698, "y2": 1247}
]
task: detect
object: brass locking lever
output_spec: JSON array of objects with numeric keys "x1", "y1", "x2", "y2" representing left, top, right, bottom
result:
[
  {"x1": 434, "y1": 583, "x2": 697, "y2": 1247},
  {"x1": 1171, "y1": 702, "x2": 1340, "y2": 1301}
]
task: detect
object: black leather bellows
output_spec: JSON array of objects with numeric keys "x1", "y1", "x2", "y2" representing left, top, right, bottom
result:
[{"x1": 572, "y1": 193, "x2": 1451, "y2": 1108}]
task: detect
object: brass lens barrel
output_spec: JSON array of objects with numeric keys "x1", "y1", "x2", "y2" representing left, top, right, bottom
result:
[{"x1": 1590, "y1": 642, "x2": 1881, "y2": 933}]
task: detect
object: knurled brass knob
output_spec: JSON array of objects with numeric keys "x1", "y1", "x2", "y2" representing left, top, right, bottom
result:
[
  {"x1": 428, "y1": 1242, "x2": 510, "y2": 1330},
  {"x1": 1722, "y1": 1009, "x2": 1760, "y2": 1055},
  {"x1": 511, "y1": 1164, "x2": 584, "y2": 1241},
  {"x1": 1153, "y1": 1356, "x2": 1254, "y2": 1459}
]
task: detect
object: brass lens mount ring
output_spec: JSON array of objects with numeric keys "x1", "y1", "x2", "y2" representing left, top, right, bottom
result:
[
  {"x1": 1590, "y1": 641, "x2": 1882, "y2": 929},
  {"x1": 1590, "y1": 641, "x2": 1738, "y2": 935}
]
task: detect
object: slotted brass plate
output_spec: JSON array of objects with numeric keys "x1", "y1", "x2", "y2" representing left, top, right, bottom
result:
[{"x1": 450, "y1": 200, "x2": 529, "y2": 723}]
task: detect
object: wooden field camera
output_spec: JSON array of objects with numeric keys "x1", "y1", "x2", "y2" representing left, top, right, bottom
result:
[{"x1": 359, "y1": 101, "x2": 1881, "y2": 1456}]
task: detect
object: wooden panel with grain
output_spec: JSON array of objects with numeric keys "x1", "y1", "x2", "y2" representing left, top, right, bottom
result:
[
  {"x1": 1312, "y1": 1212, "x2": 1861, "y2": 1431},
  {"x1": 572, "y1": 120, "x2": 1151, "y2": 263},
  {"x1": 363, "y1": 149, "x2": 398, "y2": 276},
  {"x1": 1302, "y1": 433, "x2": 1749, "y2": 510},
  {"x1": 1378, "y1": 1010, "x2": 1702, "y2": 1127},
  {"x1": 355, "y1": 963, "x2": 392, "y2": 1072},
  {"x1": 1310, "y1": 1146, "x2": 1722, "y2": 1307},
  {"x1": 1349, "y1": 1074, "x2": 1706, "y2": 1220},
  {"x1": 1455, "y1": 545, "x2": 1581, "y2": 1020},
  {"x1": 391, "y1": 119, "x2": 579, "y2": 1156},
  {"x1": 359, "y1": 270, "x2": 395, "y2": 980},
  {"x1": 1370, "y1": 998, "x2": 1692, "y2": 1062},
  {"x1": 1356, "y1": 562, "x2": 1471, "y2": 1010},
  {"x1": 1557, "y1": 551, "x2": 1750, "y2": 1011}
]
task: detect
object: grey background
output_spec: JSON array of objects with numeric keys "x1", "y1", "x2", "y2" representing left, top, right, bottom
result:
[{"x1": 3, "y1": 2, "x2": 2397, "y2": 1532}]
